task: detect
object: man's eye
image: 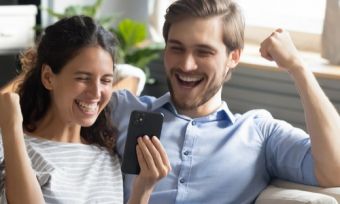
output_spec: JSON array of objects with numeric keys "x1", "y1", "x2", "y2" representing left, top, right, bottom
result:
[
  {"x1": 170, "y1": 46, "x2": 184, "y2": 52},
  {"x1": 197, "y1": 50, "x2": 213, "y2": 56}
]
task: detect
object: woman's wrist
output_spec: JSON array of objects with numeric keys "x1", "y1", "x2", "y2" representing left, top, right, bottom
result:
[{"x1": 128, "y1": 177, "x2": 155, "y2": 204}]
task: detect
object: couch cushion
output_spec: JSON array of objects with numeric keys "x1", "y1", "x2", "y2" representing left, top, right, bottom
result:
[
  {"x1": 272, "y1": 179, "x2": 340, "y2": 202},
  {"x1": 255, "y1": 185, "x2": 338, "y2": 204}
]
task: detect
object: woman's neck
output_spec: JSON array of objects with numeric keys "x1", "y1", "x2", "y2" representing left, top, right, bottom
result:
[{"x1": 29, "y1": 112, "x2": 83, "y2": 143}]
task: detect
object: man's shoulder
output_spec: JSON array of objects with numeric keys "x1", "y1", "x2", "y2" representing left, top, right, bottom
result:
[
  {"x1": 113, "y1": 89, "x2": 148, "y2": 100},
  {"x1": 111, "y1": 90, "x2": 169, "y2": 117},
  {"x1": 112, "y1": 90, "x2": 156, "y2": 106},
  {"x1": 234, "y1": 109, "x2": 273, "y2": 121}
]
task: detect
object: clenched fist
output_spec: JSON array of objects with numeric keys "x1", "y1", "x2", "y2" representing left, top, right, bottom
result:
[
  {"x1": 259, "y1": 28, "x2": 305, "y2": 74},
  {"x1": 0, "y1": 92, "x2": 23, "y2": 129}
]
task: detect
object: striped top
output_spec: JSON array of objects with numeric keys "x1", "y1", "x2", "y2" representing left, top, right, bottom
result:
[{"x1": 0, "y1": 134, "x2": 123, "y2": 204}]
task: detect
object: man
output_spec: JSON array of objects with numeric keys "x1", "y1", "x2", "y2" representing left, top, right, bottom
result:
[{"x1": 111, "y1": 0, "x2": 340, "y2": 203}]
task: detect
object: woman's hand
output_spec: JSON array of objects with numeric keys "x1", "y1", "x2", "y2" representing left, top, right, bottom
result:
[
  {"x1": 0, "y1": 93, "x2": 45, "y2": 204},
  {"x1": 136, "y1": 136, "x2": 171, "y2": 188},
  {"x1": 128, "y1": 136, "x2": 171, "y2": 204},
  {"x1": 0, "y1": 92, "x2": 23, "y2": 130}
]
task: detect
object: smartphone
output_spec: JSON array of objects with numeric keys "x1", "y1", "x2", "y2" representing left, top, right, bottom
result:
[{"x1": 121, "y1": 110, "x2": 164, "y2": 174}]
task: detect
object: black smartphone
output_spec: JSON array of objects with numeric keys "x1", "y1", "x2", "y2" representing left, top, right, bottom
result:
[{"x1": 121, "y1": 110, "x2": 164, "y2": 174}]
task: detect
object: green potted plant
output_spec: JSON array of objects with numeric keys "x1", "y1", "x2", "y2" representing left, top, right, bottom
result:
[{"x1": 44, "y1": 0, "x2": 163, "y2": 84}]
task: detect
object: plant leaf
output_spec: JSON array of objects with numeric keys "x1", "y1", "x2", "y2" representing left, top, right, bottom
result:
[
  {"x1": 125, "y1": 47, "x2": 162, "y2": 70},
  {"x1": 117, "y1": 19, "x2": 146, "y2": 50},
  {"x1": 64, "y1": 6, "x2": 84, "y2": 17},
  {"x1": 44, "y1": 7, "x2": 66, "y2": 19}
]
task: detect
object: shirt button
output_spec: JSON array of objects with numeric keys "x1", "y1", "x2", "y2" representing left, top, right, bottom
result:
[
  {"x1": 183, "y1": 151, "x2": 190, "y2": 156},
  {"x1": 192, "y1": 121, "x2": 196, "y2": 126},
  {"x1": 180, "y1": 178, "x2": 185, "y2": 183}
]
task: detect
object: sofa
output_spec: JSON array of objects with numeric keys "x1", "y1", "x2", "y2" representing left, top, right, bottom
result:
[{"x1": 256, "y1": 179, "x2": 340, "y2": 204}]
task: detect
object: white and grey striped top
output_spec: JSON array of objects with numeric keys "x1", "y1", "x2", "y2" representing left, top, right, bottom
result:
[{"x1": 0, "y1": 134, "x2": 123, "y2": 204}]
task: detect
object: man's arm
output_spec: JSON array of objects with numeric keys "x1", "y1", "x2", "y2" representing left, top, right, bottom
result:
[{"x1": 260, "y1": 29, "x2": 340, "y2": 187}]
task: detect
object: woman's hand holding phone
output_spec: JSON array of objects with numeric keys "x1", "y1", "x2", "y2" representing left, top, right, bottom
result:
[
  {"x1": 127, "y1": 135, "x2": 171, "y2": 204},
  {"x1": 136, "y1": 135, "x2": 171, "y2": 186}
]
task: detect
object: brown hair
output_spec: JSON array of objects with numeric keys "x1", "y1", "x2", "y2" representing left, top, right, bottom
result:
[{"x1": 163, "y1": 0, "x2": 245, "y2": 52}]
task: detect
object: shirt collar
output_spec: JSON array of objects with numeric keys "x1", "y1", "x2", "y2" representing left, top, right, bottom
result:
[
  {"x1": 150, "y1": 92, "x2": 172, "y2": 111},
  {"x1": 150, "y1": 92, "x2": 235, "y2": 124}
]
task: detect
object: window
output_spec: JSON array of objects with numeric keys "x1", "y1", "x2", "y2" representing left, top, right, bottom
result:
[{"x1": 238, "y1": 0, "x2": 326, "y2": 52}]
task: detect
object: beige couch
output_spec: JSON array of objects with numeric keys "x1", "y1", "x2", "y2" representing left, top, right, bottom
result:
[{"x1": 256, "y1": 179, "x2": 340, "y2": 204}]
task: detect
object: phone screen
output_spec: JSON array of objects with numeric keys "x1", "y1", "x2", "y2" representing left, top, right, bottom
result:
[{"x1": 121, "y1": 110, "x2": 164, "y2": 174}]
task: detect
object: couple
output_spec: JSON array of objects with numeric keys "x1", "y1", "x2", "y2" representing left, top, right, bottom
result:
[{"x1": 1, "y1": 0, "x2": 340, "y2": 203}]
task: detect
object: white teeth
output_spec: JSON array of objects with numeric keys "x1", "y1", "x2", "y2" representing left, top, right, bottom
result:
[
  {"x1": 178, "y1": 74, "x2": 202, "y2": 82},
  {"x1": 76, "y1": 100, "x2": 98, "y2": 113}
]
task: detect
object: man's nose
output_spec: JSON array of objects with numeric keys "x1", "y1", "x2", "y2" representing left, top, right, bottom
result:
[{"x1": 180, "y1": 53, "x2": 198, "y2": 71}]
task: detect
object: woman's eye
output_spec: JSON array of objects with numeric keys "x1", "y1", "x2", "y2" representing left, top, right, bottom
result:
[
  {"x1": 76, "y1": 77, "x2": 90, "y2": 81},
  {"x1": 101, "y1": 78, "x2": 113, "y2": 84}
]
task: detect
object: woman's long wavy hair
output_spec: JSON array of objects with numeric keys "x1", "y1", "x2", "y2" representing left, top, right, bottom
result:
[{"x1": 17, "y1": 15, "x2": 119, "y2": 153}]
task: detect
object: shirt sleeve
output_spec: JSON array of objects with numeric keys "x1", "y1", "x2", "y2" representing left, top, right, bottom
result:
[{"x1": 255, "y1": 112, "x2": 319, "y2": 186}]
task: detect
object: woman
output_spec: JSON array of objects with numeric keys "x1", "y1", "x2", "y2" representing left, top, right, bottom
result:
[{"x1": 0, "y1": 15, "x2": 170, "y2": 204}]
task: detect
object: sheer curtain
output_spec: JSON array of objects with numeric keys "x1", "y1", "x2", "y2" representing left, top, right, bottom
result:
[
  {"x1": 321, "y1": 0, "x2": 340, "y2": 65},
  {"x1": 148, "y1": 0, "x2": 174, "y2": 42}
]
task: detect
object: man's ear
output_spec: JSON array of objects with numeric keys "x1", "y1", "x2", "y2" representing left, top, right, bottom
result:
[
  {"x1": 41, "y1": 64, "x2": 55, "y2": 90},
  {"x1": 227, "y1": 49, "x2": 242, "y2": 69}
]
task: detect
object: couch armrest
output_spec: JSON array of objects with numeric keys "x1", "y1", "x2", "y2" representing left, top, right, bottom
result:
[
  {"x1": 271, "y1": 179, "x2": 340, "y2": 202},
  {"x1": 114, "y1": 64, "x2": 146, "y2": 96},
  {"x1": 255, "y1": 184, "x2": 338, "y2": 204}
]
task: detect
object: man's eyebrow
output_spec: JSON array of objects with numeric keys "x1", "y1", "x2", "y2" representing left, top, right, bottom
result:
[
  {"x1": 196, "y1": 44, "x2": 217, "y2": 52},
  {"x1": 167, "y1": 39, "x2": 183, "y2": 45},
  {"x1": 168, "y1": 39, "x2": 216, "y2": 50}
]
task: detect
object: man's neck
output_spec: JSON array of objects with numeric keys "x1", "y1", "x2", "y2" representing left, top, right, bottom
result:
[{"x1": 177, "y1": 95, "x2": 223, "y2": 118}]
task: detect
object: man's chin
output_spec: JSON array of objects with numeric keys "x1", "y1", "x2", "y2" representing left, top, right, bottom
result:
[{"x1": 171, "y1": 95, "x2": 198, "y2": 111}]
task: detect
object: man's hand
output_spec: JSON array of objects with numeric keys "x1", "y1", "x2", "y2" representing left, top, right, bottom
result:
[{"x1": 259, "y1": 28, "x2": 304, "y2": 74}]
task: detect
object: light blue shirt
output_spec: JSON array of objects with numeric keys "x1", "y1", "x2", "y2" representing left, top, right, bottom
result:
[{"x1": 111, "y1": 90, "x2": 318, "y2": 204}]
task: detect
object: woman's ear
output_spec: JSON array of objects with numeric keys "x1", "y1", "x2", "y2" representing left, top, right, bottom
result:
[
  {"x1": 227, "y1": 49, "x2": 242, "y2": 69},
  {"x1": 41, "y1": 64, "x2": 55, "y2": 90}
]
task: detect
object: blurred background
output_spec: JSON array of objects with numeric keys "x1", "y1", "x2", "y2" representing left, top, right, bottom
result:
[{"x1": 1, "y1": 0, "x2": 339, "y2": 130}]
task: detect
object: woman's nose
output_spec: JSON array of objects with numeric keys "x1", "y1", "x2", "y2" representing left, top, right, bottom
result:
[{"x1": 87, "y1": 80, "x2": 101, "y2": 98}]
